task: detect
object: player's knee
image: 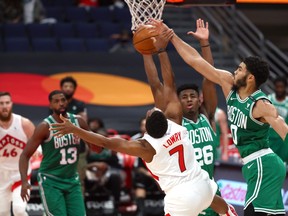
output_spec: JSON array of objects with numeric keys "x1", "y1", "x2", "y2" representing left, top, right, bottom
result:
[{"x1": 12, "y1": 204, "x2": 28, "y2": 216}]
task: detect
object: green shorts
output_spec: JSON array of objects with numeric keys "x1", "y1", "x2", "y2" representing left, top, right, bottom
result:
[
  {"x1": 242, "y1": 153, "x2": 286, "y2": 215},
  {"x1": 37, "y1": 172, "x2": 86, "y2": 216}
]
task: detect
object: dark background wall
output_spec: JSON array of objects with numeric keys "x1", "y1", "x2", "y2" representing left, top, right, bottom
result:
[{"x1": 237, "y1": 3, "x2": 288, "y2": 53}]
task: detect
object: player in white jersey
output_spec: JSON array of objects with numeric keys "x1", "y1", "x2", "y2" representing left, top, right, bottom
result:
[
  {"x1": 49, "y1": 30, "x2": 237, "y2": 216},
  {"x1": 0, "y1": 92, "x2": 35, "y2": 216}
]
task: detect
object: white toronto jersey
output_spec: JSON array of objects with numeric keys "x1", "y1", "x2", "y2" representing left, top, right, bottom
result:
[
  {"x1": 143, "y1": 119, "x2": 202, "y2": 193},
  {"x1": 0, "y1": 114, "x2": 28, "y2": 170}
]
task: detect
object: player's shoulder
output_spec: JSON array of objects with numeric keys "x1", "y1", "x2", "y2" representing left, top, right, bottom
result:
[{"x1": 19, "y1": 114, "x2": 34, "y2": 126}]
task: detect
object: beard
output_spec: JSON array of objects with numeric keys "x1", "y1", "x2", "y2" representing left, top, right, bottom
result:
[
  {"x1": 54, "y1": 109, "x2": 67, "y2": 116},
  {"x1": 276, "y1": 91, "x2": 286, "y2": 99},
  {"x1": 0, "y1": 110, "x2": 12, "y2": 121},
  {"x1": 232, "y1": 74, "x2": 248, "y2": 91},
  {"x1": 64, "y1": 92, "x2": 74, "y2": 100}
]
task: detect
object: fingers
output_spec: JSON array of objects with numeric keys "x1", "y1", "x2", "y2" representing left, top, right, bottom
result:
[
  {"x1": 59, "y1": 114, "x2": 68, "y2": 122},
  {"x1": 206, "y1": 21, "x2": 209, "y2": 29},
  {"x1": 187, "y1": 31, "x2": 195, "y2": 36},
  {"x1": 196, "y1": 18, "x2": 207, "y2": 29},
  {"x1": 21, "y1": 190, "x2": 30, "y2": 202},
  {"x1": 50, "y1": 123, "x2": 62, "y2": 127},
  {"x1": 53, "y1": 131, "x2": 64, "y2": 138},
  {"x1": 164, "y1": 29, "x2": 174, "y2": 40}
]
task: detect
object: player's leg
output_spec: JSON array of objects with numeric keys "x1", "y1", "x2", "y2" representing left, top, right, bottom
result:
[
  {"x1": 199, "y1": 188, "x2": 221, "y2": 216},
  {"x1": 0, "y1": 185, "x2": 12, "y2": 215},
  {"x1": 11, "y1": 170, "x2": 29, "y2": 216},
  {"x1": 210, "y1": 195, "x2": 237, "y2": 216},
  {"x1": 65, "y1": 177, "x2": 86, "y2": 216},
  {"x1": 38, "y1": 173, "x2": 67, "y2": 216},
  {"x1": 164, "y1": 175, "x2": 216, "y2": 216},
  {"x1": 12, "y1": 184, "x2": 28, "y2": 216},
  {"x1": 0, "y1": 170, "x2": 13, "y2": 216}
]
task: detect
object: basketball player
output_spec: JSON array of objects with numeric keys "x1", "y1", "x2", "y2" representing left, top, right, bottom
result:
[
  {"x1": 0, "y1": 91, "x2": 35, "y2": 216},
  {"x1": 150, "y1": 19, "x2": 288, "y2": 216},
  {"x1": 177, "y1": 19, "x2": 223, "y2": 216},
  {"x1": 267, "y1": 77, "x2": 288, "y2": 164},
  {"x1": 60, "y1": 76, "x2": 88, "y2": 195},
  {"x1": 19, "y1": 90, "x2": 102, "y2": 216},
  {"x1": 50, "y1": 30, "x2": 236, "y2": 216}
]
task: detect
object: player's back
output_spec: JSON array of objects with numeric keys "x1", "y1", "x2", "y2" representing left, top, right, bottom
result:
[{"x1": 143, "y1": 119, "x2": 203, "y2": 192}]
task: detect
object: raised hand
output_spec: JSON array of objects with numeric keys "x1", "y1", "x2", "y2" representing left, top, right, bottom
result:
[
  {"x1": 49, "y1": 114, "x2": 75, "y2": 137},
  {"x1": 152, "y1": 29, "x2": 174, "y2": 52},
  {"x1": 187, "y1": 19, "x2": 209, "y2": 42},
  {"x1": 148, "y1": 18, "x2": 170, "y2": 35}
]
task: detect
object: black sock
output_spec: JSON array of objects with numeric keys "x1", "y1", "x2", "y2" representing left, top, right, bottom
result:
[{"x1": 136, "y1": 198, "x2": 145, "y2": 216}]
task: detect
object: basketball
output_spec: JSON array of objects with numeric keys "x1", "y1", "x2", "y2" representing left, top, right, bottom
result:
[{"x1": 133, "y1": 25, "x2": 159, "y2": 55}]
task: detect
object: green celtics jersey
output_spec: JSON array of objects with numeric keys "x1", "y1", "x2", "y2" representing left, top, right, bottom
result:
[
  {"x1": 267, "y1": 93, "x2": 288, "y2": 163},
  {"x1": 182, "y1": 114, "x2": 217, "y2": 179},
  {"x1": 214, "y1": 107, "x2": 221, "y2": 148},
  {"x1": 226, "y1": 90, "x2": 270, "y2": 158},
  {"x1": 39, "y1": 113, "x2": 81, "y2": 178}
]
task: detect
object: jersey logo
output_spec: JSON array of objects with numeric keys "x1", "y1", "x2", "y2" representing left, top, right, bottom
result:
[
  {"x1": 247, "y1": 163, "x2": 254, "y2": 169},
  {"x1": 0, "y1": 134, "x2": 26, "y2": 150},
  {"x1": 230, "y1": 97, "x2": 237, "y2": 100}
]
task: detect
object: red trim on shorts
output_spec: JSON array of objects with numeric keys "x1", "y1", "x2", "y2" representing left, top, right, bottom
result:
[
  {"x1": 165, "y1": 214, "x2": 171, "y2": 216},
  {"x1": 11, "y1": 174, "x2": 31, "y2": 192}
]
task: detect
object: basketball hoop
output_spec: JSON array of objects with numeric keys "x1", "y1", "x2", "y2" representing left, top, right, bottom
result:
[{"x1": 124, "y1": 0, "x2": 166, "y2": 31}]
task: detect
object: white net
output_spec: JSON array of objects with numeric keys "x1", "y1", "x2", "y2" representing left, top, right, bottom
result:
[{"x1": 124, "y1": 0, "x2": 166, "y2": 31}]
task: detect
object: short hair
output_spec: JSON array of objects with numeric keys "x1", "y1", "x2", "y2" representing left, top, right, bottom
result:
[
  {"x1": 0, "y1": 92, "x2": 11, "y2": 98},
  {"x1": 48, "y1": 90, "x2": 64, "y2": 102},
  {"x1": 177, "y1": 84, "x2": 199, "y2": 96},
  {"x1": 145, "y1": 110, "x2": 168, "y2": 138},
  {"x1": 273, "y1": 76, "x2": 287, "y2": 87},
  {"x1": 88, "y1": 117, "x2": 105, "y2": 129},
  {"x1": 243, "y1": 56, "x2": 269, "y2": 88},
  {"x1": 60, "y1": 76, "x2": 77, "y2": 88}
]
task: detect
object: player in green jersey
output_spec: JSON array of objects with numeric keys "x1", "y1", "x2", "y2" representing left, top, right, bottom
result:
[
  {"x1": 177, "y1": 19, "x2": 222, "y2": 216},
  {"x1": 149, "y1": 19, "x2": 288, "y2": 216},
  {"x1": 19, "y1": 90, "x2": 102, "y2": 216},
  {"x1": 268, "y1": 77, "x2": 288, "y2": 164}
]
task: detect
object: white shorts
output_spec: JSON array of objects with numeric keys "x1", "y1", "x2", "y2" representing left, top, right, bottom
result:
[
  {"x1": 0, "y1": 169, "x2": 29, "y2": 216},
  {"x1": 164, "y1": 171, "x2": 217, "y2": 216}
]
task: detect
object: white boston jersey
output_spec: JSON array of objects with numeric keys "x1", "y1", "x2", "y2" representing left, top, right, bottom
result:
[
  {"x1": 0, "y1": 114, "x2": 28, "y2": 170},
  {"x1": 143, "y1": 119, "x2": 203, "y2": 193}
]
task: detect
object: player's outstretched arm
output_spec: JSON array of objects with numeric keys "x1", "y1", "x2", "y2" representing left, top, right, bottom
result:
[
  {"x1": 171, "y1": 33, "x2": 233, "y2": 97},
  {"x1": 50, "y1": 114, "x2": 156, "y2": 162},
  {"x1": 151, "y1": 29, "x2": 182, "y2": 124},
  {"x1": 149, "y1": 19, "x2": 234, "y2": 98},
  {"x1": 157, "y1": 51, "x2": 182, "y2": 125},
  {"x1": 189, "y1": 18, "x2": 217, "y2": 120},
  {"x1": 142, "y1": 29, "x2": 174, "y2": 111},
  {"x1": 143, "y1": 55, "x2": 165, "y2": 110},
  {"x1": 76, "y1": 115, "x2": 102, "y2": 153}
]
